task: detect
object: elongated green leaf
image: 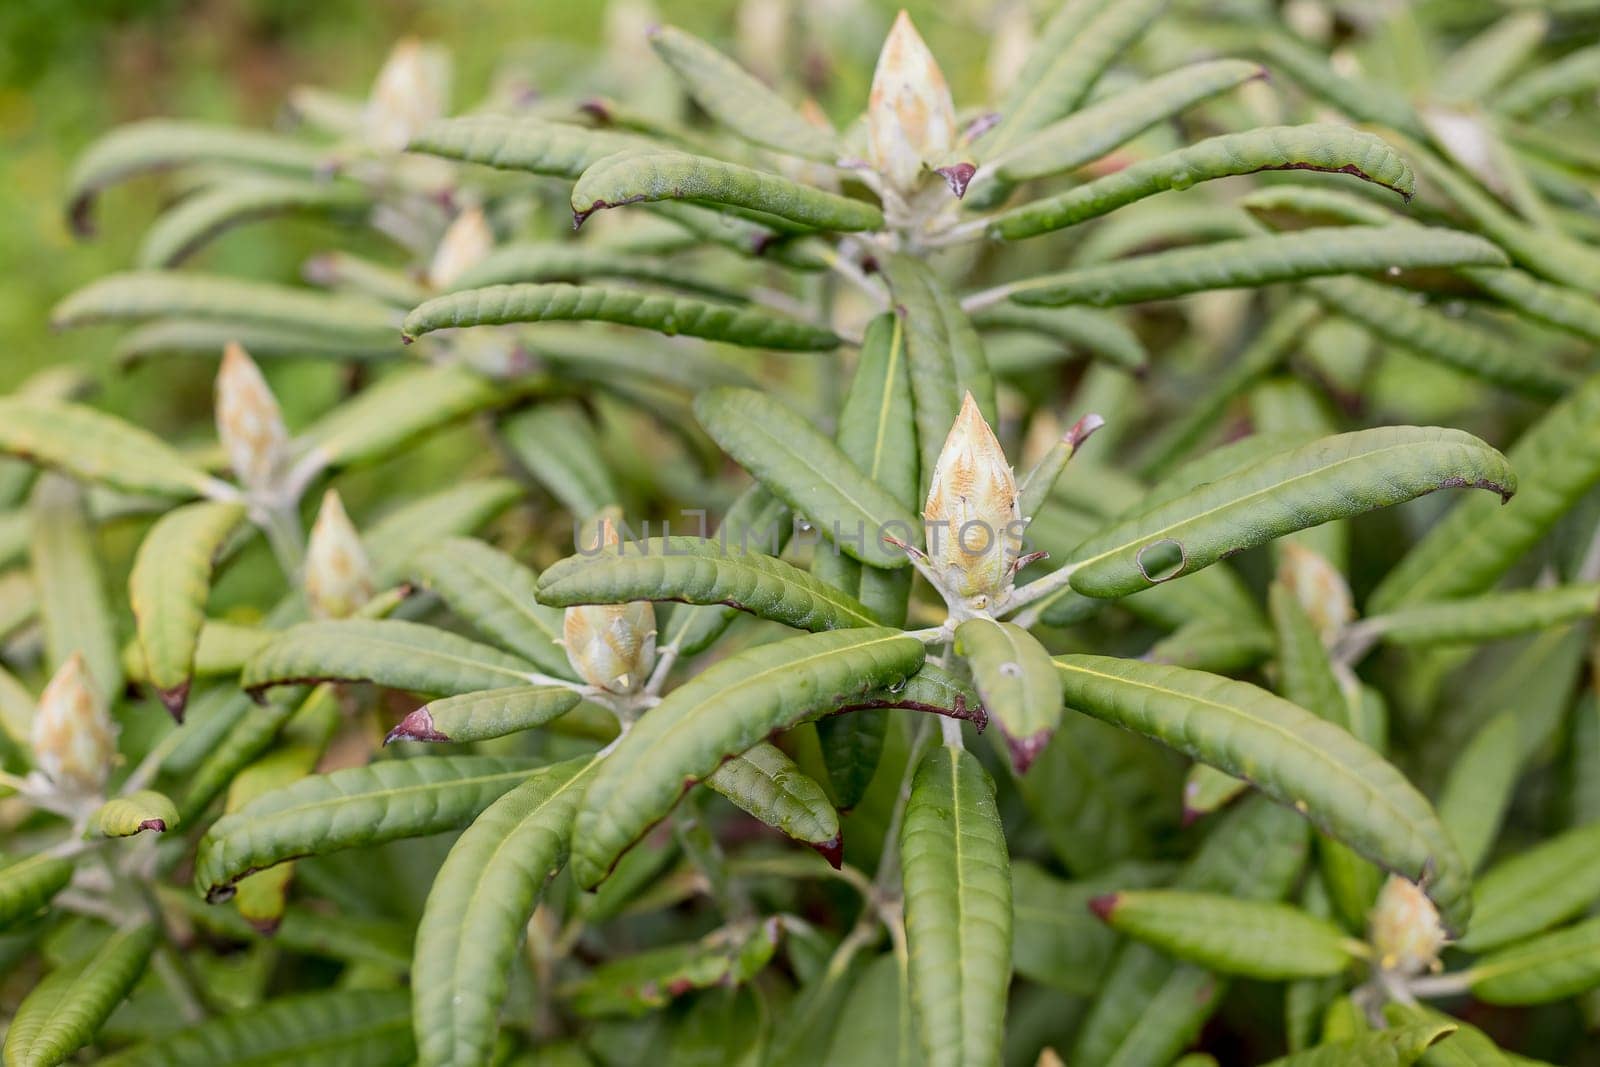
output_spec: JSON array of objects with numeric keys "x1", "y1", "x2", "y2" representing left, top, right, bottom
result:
[
  {"x1": 1497, "y1": 43, "x2": 1600, "y2": 116},
  {"x1": 1183, "y1": 763, "x2": 1251, "y2": 822},
  {"x1": 1371, "y1": 373, "x2": 1600, "y2": 611},
  {"x1": 1149, "y1": 618, "x2": 1274, "y2": 673},
  {"x1": 30, "y1": 475, "x2": 120, "y2": 697},
  {"x1": 93, "y1": 790, "x2": 180, "y2": 837},
  {"x1": 562, "y1": 918, "x2": 781, "y2": 1018},
  {"x1": 1436, "y1": 710, "x2": 1521, "y2": 874},
  {"x1": 0, "y1": 854, "x2": 74, "y2": 931},
  {"x1": 386, "y1": 685, "x2": 582, "y2": 745},
  {"x1": 571, "y1": 150, "x2": 881, "y2": 232},
  {"x1": 297, "y1": 364, "x2": 508, "y2": 471},
  {"x1": 195, "y1": 754, "x2": 540, "y2": 900},
  {"x1": 880, "y1": 254, "x2": 997, "y2": 480},
  {"x1": 1460, "y1": 266, "x2": 1600, "y2": 347},
  {"x1": 411, "y1": 538, "x2": 570, "y2": 678},
  {"x1": 1053, "y1": 655, "x2": 1471, "y2": 934},
  {"x1": 402, "y1": 282, "x2": 838, "y2": 351},
  {"x1": 694, "y1": 387, "x2": 921, "y2": 568},
  {"x1": 1366, "y1": 584, "x2": 1600, "y2": 648},
  {"x1": 1011, "y1": 859, "x2": 1172, "y2": 996},
  {"x1": 647, "y1": 199, "x2": 831, "y2": 270},
  {"x1": 1254, "y1": 29, "x2": 1428, "y2": 140},
  {"x1": 365, "y1": 480, "x2": 523, "y2": 584},
  {"x1": 52, "y1": 271, "x2": 398, "y2": 346},
  {"x1": 449, "y1": 241, "x2": 740, "y2": 301},
  {"x1": 1090, "y1": 889, "x2": 1355, "y2": 979},
  {"x1": 241, "y1": 618, "x2": 540, "y2": 698},
  {"x1": 138, "y1": 176, "x2": 369, "y2": 268},
  {"x1": 571, "y1": 628, "x2": 924, "y2": 887},
  {"x1": 413, "y1": 756, "x2": 594, "y2": 1067},
  {"x1": 539, "y1": 536, "x2": 880, "y2": 630},
  {"x1": 707, "y1": 742, "x2": 839, "y2": 853},
  {"x1": 1261, "y1": 1023, "x2": 1458, "y2": 1067},
  {"x1": 1305, "y1": 276, "x2": 1575, "y2": 398},
  {"x1": 955, "y1": 618, "x2": 1061, "y2": 771},
  {"x1": 304, "y1": 250, "x2": 428, "y2": 307},
  {"x1": 657, "y1": 485, "x2": 793, "y2": 656},
  {"x1": 66, "y1": 119, "x2": 327, "y2": 235},
  {"x1": 1010, "y1": 226, "x2": 1506, "y2": 307},
  {"x1": 648, "y1": 25, "x2": 836, "y2": 160},
  {"x1": 901, "y1": 743, "x2": 1011, "y2": 1067},
  {"x1": 972, "y1": 304, "x2": 1147, "y2": 373},
  {"x1": 115, "y1": 318, "x2": 397, "y2": 366},
  {"x1": 1458, "y1": 821, "x2": 1600, "y2": 952},
  {"x1": 128, "y1": 500, "x2": 247, "y2": 717},
  {"x1": 984, "y1": 58, "x2": 1265, "y2": 186},
  {"x1": 836, "y1": 312, "x2": 919, "y2": 512},
  {"x1": 100, "y1": 989, "x2": 413, "y2": 1066},
  {"x1": 990, "y1": 126, "x2": 1412, "y2": 241},
  {"x1": 3, "y1": 922, "x2": 158, "y2": 1067},
  {"x1": 1062, "y1": 427, "x2": 1513, "y2": 600},
  {"x1": 1271, "y1": 583, "x2": 1349, "y2": 728},
  {"x1": 408, "y1": 116, "x2": 649, "y2": 175},
  {"x1": 1470, "y1": 917, "x2": 1600, "y2": 1005},
  {"x1": 499, "y1": 402, "x2": 622, "y2": 518},
  {"x1": 0, "y1": 399, "x2": 215, "y2": 499}
]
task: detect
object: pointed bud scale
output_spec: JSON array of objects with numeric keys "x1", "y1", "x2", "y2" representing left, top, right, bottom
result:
[
  {"x1": 427, "y1": 206, "x2": 494, "y2": 290},
  {"x1": 365, "y1": 38, "x2": 451, "y2": 152},
  {"x1": 305, "y1": 490, "x2": 374, "y2": 620},
  {"x1": 563, "y1": 510, "x2": 657, "y2": 693},
  {"x1": 924, "y1": 392, "x2": 1022, "y2": 607},
  {"x1": 867, "y1": 11, "x2": 958, "y2": 194},
  {"x1": 1277, "y1": 543, "x2": 1355, "y2": 647},
  {"x1": 215, "y1": 342, "x2": 289, "y2": 497},
  {"x1": 1369, "y1": 874, "x2": 1448, "y2": 976},
  {"x1": 31, "y1": 653, "x2": 117, "y2": 796}
]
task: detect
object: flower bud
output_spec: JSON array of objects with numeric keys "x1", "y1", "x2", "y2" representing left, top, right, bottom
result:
[
  {"x1": 867, "y1": 11, "x2": 958, "y2": 194},
  {"x1": 427, "y1": 206, "x2": 494, "y2": 290},
  {"x1": 215, "y1": 342, "x2": 289, "y2": 497},
  {"x1": 563, "y1": 510, "x2": 656, "y2": 693},
  {"x1": 31, "y1": 653, "x2": 117, "y2": 796},
  {"x1": 1277, "y1": 543, "x2": 1355, "y2": 647},
  {"x1": 365, "y1": 38, "x2": 451, "y2": 153},
  {"x1": 305, "y1": 490, "x2": 374, "y2": 620},
  {"x1": 1369, "y1": 875, "x2": 1448, "y2": 976},
  {"x1": 924, "y1": 392, "x2": 1022, "y2": 607}
]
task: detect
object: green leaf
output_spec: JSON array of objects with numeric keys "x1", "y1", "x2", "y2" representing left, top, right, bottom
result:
[
  {"x1": 1260, "y1": 1023, "x2": 1458, "y2": 1066},
  {"x1": 65, "y1": 119, "x2": 327, "y2": 236},
  {"x1": 538, "y1": 536, "x2": 881, "y2": 631},
  {"x1": 647, "y1": 25, "x2": 837, "y2": 160},
  {"x1": 93, "y1": 790, "x2": 180, "y2": 837},
  {"x1": 297, "y1": 363, "x2": 508, "y2": 471},
  {"x1": 1385, "y1": 1003, "x2": 1514, "y2": 1067},
  {"x1": 1090, "y1": 889, "x2": 1356, "y2": 979},
  {"x1": 0, "y1": 399, "x2": 216, "y2": 499},
  {"x1": 0, "y1": 854, "x2": 75, "y2": 931},
  {"x1": 413, "y1": 756, "x2": 595, "y2": 1067},
  {"x1": 1062, "y1": 427, "x2": 1513, "y2": 600},
  {"x1": 402, "y1": 282, "x2": 839, "y2": 351},
  {"x1": 114, "y1": 318, "x2": 397, "y2": 366},
  {"x1": 411, "y1": 538, "x2": 571, "y2": 679},
  {"x1": 449, "y1": 241, "x2": 742, "y2": 301},
  {"x1": 99, "y1": 989, "x2": 413, "y2": 1066},
  {"x1": 1305, "y1": 276, "x2": 1576, "y2": 398},
  {"x1": 570, "y1": 628, "x2": 924, "y2": 887},
  {"x1": 1183, "y1": 763, "x2": 1252, "y2": 822},
  {"x1": 128, "y1": 500, "x2": 247, "y2": 718},
  {"x1": 138, "y1": 176, "x2": 369, "y2": 269},
  {"x1": 571, "y1": 150, "x2": 881, "y2": 233},
  {"x1": 1011, "y1": 859, "x2": 1172, "y2": 996},
  {"x1": 3, "y1": 922, "x2": 158, "y2": 1067},
  {"x1": 1009, "y1": 226, "x2": 1507, "y2": 307},
  {"x1": 499, "y1": 403, "x2": 622, "y2": 519},
  {"x1": 385, "y1": 686, "x2": 583, "y2": 745},
  {"x1": 30, "y1": 475, "x2": 120, "y2": 697},
  {"x1": 1254, "y1": 29, "x2": 1428, "y2": 140},
  {"x1": 52, "y1": 271, "x2": 398, "y2": 347},
  {"x1": 1364, "y1": 584, "x2": 1600, "y2": 648},
  {"x1": 1370, "y1": 373, "x2": 1600, "y2": 611},
  {"x1": 1460, "y1": 266, "x2": 1600, "y2": 347},
  {"x1": 655, "y1": 485, "x2": 792, "y2": 657},
  {"x1": 900, "y1": 744, "x2": 1011, "y2": 1067},
  {"x1": 1436, "y1": 712, "x2": 1523, "y2": 874},
  {"x1": 194, "y1": 754, "x2": 541, "y2": 901},
  {"x1": 983, "y1": 58, "x2": 1265, "y2": 187},
  {"x1": 989, "y1": 125, "x2": 1412, "y2": 241},
  {"x1": 880, "y1": 254, "x2": 997, "y2": 481},
  {"x1": 406, "y1": 116, "x2": 650, "y2": 177},
  {"x1": 1457, "y1": 821, "x2": 1600, "y2": 952},
  {"x1": 1053, "y1": 655, "x2": 1471, "y2": 934},
  {"x1": 972, "y1": 304, "x2": 1147, "y2": 374},
  {"x1": 562, "y1": 918, "x2": 781, "y2": 1018},
  {"x1": 836, "y1": 311, "x2": 920, "y2": 512},
  {"x1": 1470, "y1": 917, "x2": 1600, "y2": 1005},
  {"x1": 1271, "y1": 583, "x2": 1349, "y2": 728},
  {"x1": 1148, "y1": 618, "x2": 1274, "y2": 673},
  {"x1": 1496, "y1": 42, "x2": 1600, "y2": 115},
  {"x1": 954, "y1": 618, "x2": 1062, "y2": 771},
  {"x1": 694, "y1": 387, "x2": 922, "y2": 569},
  {"x1": 706, "y1": 742, "x2": 839, "y2": 853},
  {"x1": 364, "y1": 480, "x2": 523, "y2": 585}
]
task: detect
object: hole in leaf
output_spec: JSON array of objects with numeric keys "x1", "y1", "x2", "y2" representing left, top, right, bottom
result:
[{"x1": 1135, "y1": 539, "x2": 1186, "y2": 583}]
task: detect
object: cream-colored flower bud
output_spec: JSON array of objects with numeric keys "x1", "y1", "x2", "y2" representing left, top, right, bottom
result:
[
  {"x1": 427, "y1": 207, "x2": 493, "y2": 290},
  {"x1": 365, "y1": 38, "x2": 451, "y2": 153},
  {"x1": 215, "y1": 342, "x2": 289, "y2": 497},
  {"x1": 31, "y1": 653, "x2": 117, "y2": 796},
  {"x1": 867, "y1": 11, "x2": 958, "y2": 194},
  {"x1": 924, "y1": 392, "x2": 1022, "y2": 606},
  {"x1": 305, "y1": 490, "x2": 374, "y2": 620},
  {"x1": 1278, "y1": 543, "x2": 1355, "y2": 647},
  {"x1": 563, "y1": 511, "x2": 656, "y2": 693},
  {"x1": 1369, "y1": 875, "x2": 1448, "y2": 976}
]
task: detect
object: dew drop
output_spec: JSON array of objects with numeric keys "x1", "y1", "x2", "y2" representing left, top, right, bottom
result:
[
  {"x1": 1386, "y1": 265, "x2": 1402, "y2": 277},
  {"x1": 887, "y1": 678, "x2": 908, "y2": 694}
]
